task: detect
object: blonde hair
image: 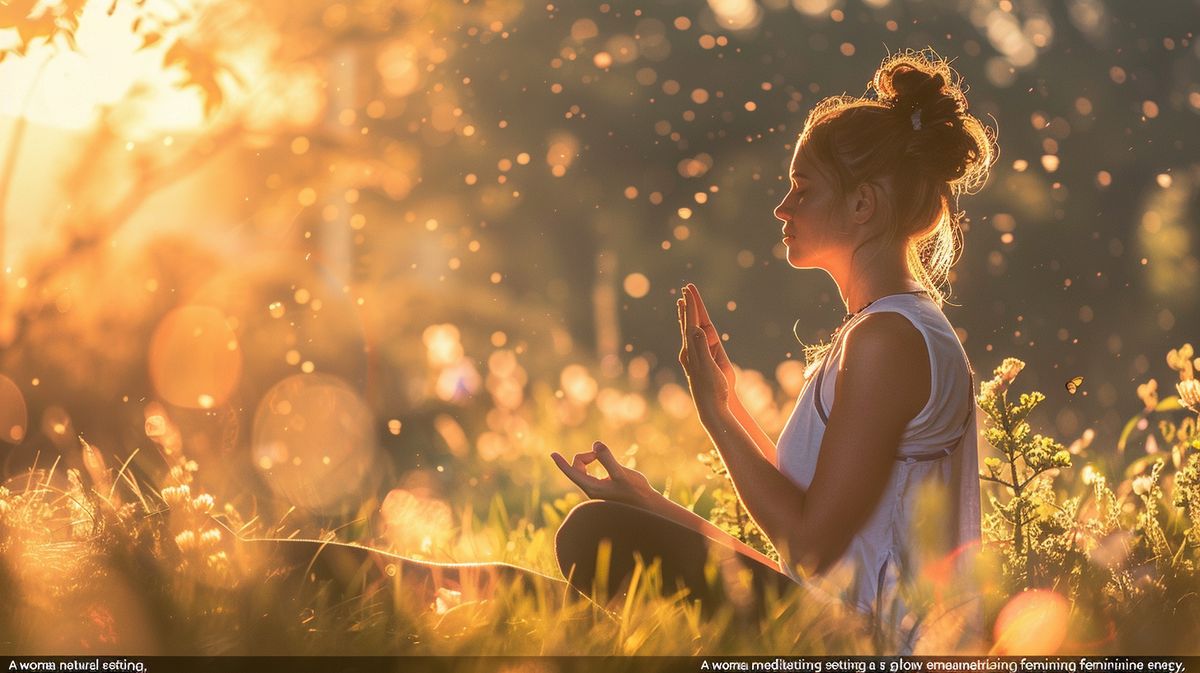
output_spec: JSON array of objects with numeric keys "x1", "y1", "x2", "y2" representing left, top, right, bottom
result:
[{"x1": 795, "y1": 49, "x2": 996, "y2": 371}]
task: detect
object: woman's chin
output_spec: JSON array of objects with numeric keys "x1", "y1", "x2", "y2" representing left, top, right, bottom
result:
[{"x1": 785, "y1": 251, "x2": 809, "y2": 269}]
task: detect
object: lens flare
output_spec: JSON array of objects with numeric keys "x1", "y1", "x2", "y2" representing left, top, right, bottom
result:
[
  {"x1": 561, "y1": 364, "x2": 598, "y2": 405},
  {"x1": 379, "y1": 487, "x2": 454, "y2": 556},
  {"x1": 149, "y1": 305, "x2": 242, "y2": 409},
  {"x1": 252, "y1": 373, "x2": 379, "y2": 512},
  {"x1": 0, "y1": 374, "x2": 28, "y2": 444},
  {"x1": 992, "y1": 589, "x2": 1071, "y2": 655}
]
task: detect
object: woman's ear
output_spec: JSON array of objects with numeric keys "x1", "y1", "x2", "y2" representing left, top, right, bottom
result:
[{"x1": 848, "y1": 182, "x2": 877, "y2": 225}]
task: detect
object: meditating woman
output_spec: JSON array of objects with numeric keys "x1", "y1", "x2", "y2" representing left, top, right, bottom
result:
[{"x1": 551, "y1": 50, "x2": 995, "y2": 653}]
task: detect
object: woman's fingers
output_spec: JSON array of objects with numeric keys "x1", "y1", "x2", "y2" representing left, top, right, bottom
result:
[
  {"x1": 570, "y1": 450, "x2": 596, "y2": 470},
  {"x1": 687, "y1": 284, "x2": 728, "y2": 353},
  {"x1": 684, "y1": 292, "x2": 710, "y2": 359},
  {"x1": 591, "y1": 441, "x2": 624, "y2": 478},
  {"x1": 687, "y1": 283, "x2": 716, "y2": 333},
  {"x1": 687, "y1": 284, "x2": 709, "y2": 321},
  {"x1": 550, "y1": 452, "x2": 585, "y2": 484},
  {"x1": 551, "y1": 452, "x2": 603, "y2": 496}
]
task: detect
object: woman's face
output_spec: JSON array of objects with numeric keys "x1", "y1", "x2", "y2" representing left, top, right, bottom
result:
[{"x1": 773, "y1": 145, "x2": 850, "y2": 269}]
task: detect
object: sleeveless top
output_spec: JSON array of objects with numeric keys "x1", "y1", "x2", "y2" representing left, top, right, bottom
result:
[{"x1": 774, "y1": 292, "x2": 983, "y2": 653}]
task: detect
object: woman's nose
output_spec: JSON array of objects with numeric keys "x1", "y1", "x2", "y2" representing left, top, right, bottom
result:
[{"x1": 773, "y1": 199, "x2": 789, "y2": 223}]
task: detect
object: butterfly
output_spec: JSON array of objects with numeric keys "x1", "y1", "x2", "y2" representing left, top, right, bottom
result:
[{"x1": 1065, "y1": 376, "x2": 1084, "y2": 395}]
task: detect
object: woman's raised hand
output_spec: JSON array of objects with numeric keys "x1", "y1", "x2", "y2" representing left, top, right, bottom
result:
[
  {"x1": 683, "y1": 283, "x2": 737, "y2": 389},
  {"x1": 551, "y1": 441, "x2": 658, "y2": 509},
  {"x1": 678, "y1": 283, "x2": 731, "y2": 414}
]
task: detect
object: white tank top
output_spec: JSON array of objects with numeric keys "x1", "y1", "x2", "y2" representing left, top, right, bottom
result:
[{"x1": 774, "y1": 292, "x2": 983, "y2": 653}]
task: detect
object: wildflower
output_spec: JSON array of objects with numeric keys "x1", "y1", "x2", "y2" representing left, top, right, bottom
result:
[
  {"x1": 1132, "y1": 475, "x2": 1153, "y2": 497},
  {"x1": 984, "y1": 457, "x2": 1002, "y2": 475},
  {"x1": 978, "y1": 377, "x2": 1003, "y2": 407},
  {"x1": 162, "y1": 484, "x2": 191, "y2": 506},
  {"x1": 200, "y1": 528, "x2": 222, "y2": 548},
  {"x1": 1081, "y1": 464, "x2": 1098, "y2": 486},
  {"x1": 996, "y1": 357, "x2": 1025, "y2": 385},
  {"x1": 1177, "y1": 379, "x2": 1200, "y2": 413},
  {"x1": 175, "y1": 530, "x2": 197, "y2": 553},
  {"x1": 192, "y1": 494, "x2": 215, "y2": 513},
  {"x1": 206, "y1": 551, "x2": 229, "y2": 571},
  {"x1": 1053, "y1": 450, "x2": 1071, "y2": 466},
  {"x1": 1136, "y1": 379, "x2": 1159, "y2": 413}
]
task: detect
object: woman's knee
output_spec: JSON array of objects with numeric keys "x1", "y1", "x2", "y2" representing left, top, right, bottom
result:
[
  {"x1": 554, "y1": 500, "x2": 628, "y2": 579},
  {"x1": 554, "y1": 499, "x2": 711, "y2": 591}
]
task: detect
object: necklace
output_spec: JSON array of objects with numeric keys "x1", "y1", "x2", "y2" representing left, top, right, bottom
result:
[
  {"x1": 835, "y1": 287, "x2": 926, "y2": 328},
  {"x1": 792, "y1": 289, "x2": 933, "y2": 352}
]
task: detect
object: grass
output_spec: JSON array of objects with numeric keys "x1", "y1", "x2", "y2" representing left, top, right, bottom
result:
[{"x1": 2, "y1": 344, "x2": 1199, "y2": 655}]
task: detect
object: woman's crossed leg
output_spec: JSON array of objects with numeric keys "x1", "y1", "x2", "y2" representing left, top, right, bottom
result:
[{"x1": 555, "y1": 499, "x2": 797, "y2": 619}]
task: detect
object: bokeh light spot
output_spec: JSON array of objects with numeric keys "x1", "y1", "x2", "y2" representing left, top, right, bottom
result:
[{"x1": 148, "y1": 306, "x2": 242, "y2": 410}]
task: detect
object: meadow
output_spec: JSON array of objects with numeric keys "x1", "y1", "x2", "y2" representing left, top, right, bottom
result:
[{"x1": 2, "y1": 341, "x2": 1198, "y2": 656}]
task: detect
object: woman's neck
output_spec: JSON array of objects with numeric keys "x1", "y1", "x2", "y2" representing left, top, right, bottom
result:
[{"x1": 835, "y1": 257, "x2": 922, "y2": 316}]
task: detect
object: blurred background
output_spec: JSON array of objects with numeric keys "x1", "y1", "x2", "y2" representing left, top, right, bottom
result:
[{"x1": 0, "y1": 0, "x2": 1197, "y2": 541}]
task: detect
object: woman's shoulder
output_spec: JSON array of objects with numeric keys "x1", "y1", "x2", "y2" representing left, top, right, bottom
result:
[
  {"x1": 856, "y1": 293, "x2": 961, "y2": 349},
  {"x1": 842, "y1": 311, "x2": 929, "y2": 371},
  {"x1": 837, "y1": 312, "x2": 931, "y2": 419}
]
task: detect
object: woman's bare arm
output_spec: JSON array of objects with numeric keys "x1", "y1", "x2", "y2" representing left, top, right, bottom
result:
[
  {"x1": 727, "y1": 395, "x2": 778, "y2": 466},
  {"x1": 696, "y1": 312, "x2": 929, "y2": 577}
]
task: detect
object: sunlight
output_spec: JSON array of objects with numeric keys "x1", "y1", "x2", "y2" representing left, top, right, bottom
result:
[{"x1": 0, "y1": 0, "x2": 204, "y2": 131}]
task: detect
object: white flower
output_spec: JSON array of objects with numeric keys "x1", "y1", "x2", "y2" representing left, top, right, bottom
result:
[
  {"x1": 1177, "y1": 379, "x2": 1200, "y2": 412},
  {"x1": 175, "y1": 530, "x2": 197, "y2": 553},
  {"x1": 1132, "y1": 475, "x2": 1153, "y2": 497},
  {"x1": 192, "y1": 494, "x2": 215, "y2": 513}
]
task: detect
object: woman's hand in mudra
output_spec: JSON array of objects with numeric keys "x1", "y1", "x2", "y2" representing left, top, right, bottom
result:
[
  {"x1": 678, "y1": 283, "x2": 731, "y2": 414},
  {"x1": 551, "y1": 441, "x2": 659, "y2": 510}
]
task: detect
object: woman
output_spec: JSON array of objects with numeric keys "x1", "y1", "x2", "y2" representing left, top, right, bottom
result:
[{"x1": 551, "y1": 50, "x2": 994, "y2": 652}]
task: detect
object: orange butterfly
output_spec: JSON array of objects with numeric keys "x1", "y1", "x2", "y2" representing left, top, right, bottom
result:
[{"x1": 1065, "y1": 376, "x2": 1084, "y2": 395}]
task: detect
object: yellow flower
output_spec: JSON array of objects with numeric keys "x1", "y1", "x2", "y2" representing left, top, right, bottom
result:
[{"x1": 996, "y1": 357, "x2": 1026, "y2": 385}]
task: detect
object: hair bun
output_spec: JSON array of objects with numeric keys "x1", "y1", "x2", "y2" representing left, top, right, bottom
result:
[{"x1": 872, "y1": 51, "x2": 992, "y2": 194}]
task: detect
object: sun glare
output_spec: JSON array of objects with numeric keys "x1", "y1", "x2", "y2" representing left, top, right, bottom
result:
[{"x1": 0, "y1": 0, "x2": 206, "y2": 132}]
